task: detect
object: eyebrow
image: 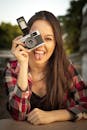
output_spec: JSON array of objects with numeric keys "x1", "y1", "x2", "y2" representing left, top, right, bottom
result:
[{"x1": 45, "y1": 34, "x2": 54, "y2": 37}]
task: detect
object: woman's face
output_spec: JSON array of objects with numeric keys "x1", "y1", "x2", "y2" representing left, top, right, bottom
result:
[{"x1": 29, "y1": 20, "x2": 56, "y2": 66}]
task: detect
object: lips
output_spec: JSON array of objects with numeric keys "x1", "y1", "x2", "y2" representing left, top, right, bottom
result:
[{"x1": 34, "y1": 50, "x2": 45, "y2": 60}]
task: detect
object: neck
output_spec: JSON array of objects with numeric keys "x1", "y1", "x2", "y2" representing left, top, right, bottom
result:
[
  {"x1": 30, "y1": 67, "x2": 45, "y2": 79},
  {"x1": 29, "y1": 65, "x2": 46, "y2": 82}
]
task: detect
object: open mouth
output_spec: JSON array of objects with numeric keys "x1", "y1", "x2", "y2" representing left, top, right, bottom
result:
[{"x1": 34, "y1": 50, "x2": 46, "y2": 60}]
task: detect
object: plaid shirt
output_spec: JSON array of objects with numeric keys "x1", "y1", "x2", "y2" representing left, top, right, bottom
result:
[{"x1": 5, "y1": 59, "x2": 87, "y2": 121}]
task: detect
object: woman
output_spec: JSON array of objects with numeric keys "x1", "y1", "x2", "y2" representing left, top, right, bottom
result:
[{"x1": 5, "y1": 11, "x2": 87, "y2": 125}]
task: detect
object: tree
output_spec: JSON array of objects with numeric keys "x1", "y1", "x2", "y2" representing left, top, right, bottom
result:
[
  {"x1": 58, "y1": 0, "x2": 87, "y2": 54},
  {"x1": 0, "y1": 22, "x2": 22, "y2": 49}
]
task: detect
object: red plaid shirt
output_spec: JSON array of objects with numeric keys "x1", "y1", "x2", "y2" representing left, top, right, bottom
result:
[{"x1": 5, "y1": 59, "x2": 87, "y2": 121}]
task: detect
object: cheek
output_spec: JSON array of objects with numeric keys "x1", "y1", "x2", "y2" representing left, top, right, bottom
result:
[
  {"x1": 44, "y1": 43, "x2": 55, "y2": 60},
  {"x1": 47, "y1": 42, "x2": 55, "y2": 53}
]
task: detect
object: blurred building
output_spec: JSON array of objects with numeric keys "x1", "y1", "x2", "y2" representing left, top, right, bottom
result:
[
  {"x1": 80, "y1": 4, "x2": 87, "y2": 84},
  {"x1": 0, "y1": 50, "x2": 14, "y2": 87}
]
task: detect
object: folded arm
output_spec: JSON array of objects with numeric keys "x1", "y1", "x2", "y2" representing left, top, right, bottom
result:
[{"x1": 67, "y1": 64, "x2": 87, "y2": 121}]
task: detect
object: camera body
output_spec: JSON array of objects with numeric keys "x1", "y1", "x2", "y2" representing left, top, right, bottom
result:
[
  {"x1": 20, "y1": 30, "x2": 44, "y2": 50},
  {"x1": 16, "y1": 16, "x2": 44, "y2": 50}
]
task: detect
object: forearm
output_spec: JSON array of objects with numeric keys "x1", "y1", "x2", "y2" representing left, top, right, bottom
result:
[
  {"x1": 48, "y1": 109, "x2": 74, "y2": 122},
  {"x1": 17, "y1": 63, "x2": 28, "y2": 91},
  {"x1": 27, "y1": 108, "x2": 74, "y2": 125}
]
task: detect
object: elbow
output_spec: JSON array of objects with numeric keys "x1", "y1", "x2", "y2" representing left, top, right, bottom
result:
[{"x1": 8, "y1": 106, "x2": 26, "y2": 121}]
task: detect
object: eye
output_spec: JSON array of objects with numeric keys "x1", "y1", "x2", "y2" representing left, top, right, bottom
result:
[{"x1": 45, "y1": 37, "x2": 52, "y2": 41}]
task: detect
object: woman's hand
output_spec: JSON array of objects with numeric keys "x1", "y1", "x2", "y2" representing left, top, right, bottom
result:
[
  {"x1": 27, "y1": 108, "x2": 74, "y2": 125},
  {"x1": 27, "y1": 108, "x2": 55, "y2": 125},
  {"x1": 11, "y1": 36, "x2": 30, "y2": 64}
]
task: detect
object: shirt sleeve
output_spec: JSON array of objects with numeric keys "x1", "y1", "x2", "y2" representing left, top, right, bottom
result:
[
  {"x1": 67, "y1": 64, "x2": 87, "y2": 121},
  {"x1": 4, "y1": 60, "x2": 32, "y2": 120}
]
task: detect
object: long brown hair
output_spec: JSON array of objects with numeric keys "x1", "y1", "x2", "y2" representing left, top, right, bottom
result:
[{"x1": 27, "y1": 11, "x2": 71, "y2": 109}]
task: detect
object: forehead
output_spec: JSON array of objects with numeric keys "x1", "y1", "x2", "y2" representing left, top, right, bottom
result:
[{"x1": 30, "y1": 20, "x2": 54, "y2": 35}]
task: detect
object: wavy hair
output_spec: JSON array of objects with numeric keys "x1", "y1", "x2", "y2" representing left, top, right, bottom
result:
[{"x1": 27, "y1": 11, "x2": 71, "y2": 109}]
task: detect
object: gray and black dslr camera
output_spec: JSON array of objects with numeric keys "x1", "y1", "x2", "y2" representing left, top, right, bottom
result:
[{"x1": 16, "y1": 16, "x2": 44, "y2": 50}]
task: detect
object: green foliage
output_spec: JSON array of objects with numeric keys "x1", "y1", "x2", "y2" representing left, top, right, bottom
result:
[
  {"x1": 0, "y1": 22, "x2": 22, "y2": 49},
  {"x1": 58, "y1": 0, "x2": 87, "y2": 54}
]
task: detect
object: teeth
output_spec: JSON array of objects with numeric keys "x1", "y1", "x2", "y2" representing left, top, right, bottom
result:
[{"x1": 34, "y1": 50, "x2": 45, "y2": 54}]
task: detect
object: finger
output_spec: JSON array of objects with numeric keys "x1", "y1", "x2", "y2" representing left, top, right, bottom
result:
[
  {"x1": 27, "y1": 109, "x2": 42, "y2": 124},
  {"x1": 15, "y1": 49, "x2": 28, "y2": 57},
  {"x1": 16, "y1": 44, "x2": 27, "y2": 51},
  {"x1": 27, "y1": 114, "x2": 35, "y2": 122},
  {"x1": 27, "y1": 108, "x2": 39, "y2": 117},
  {"x1": 27, "y1": 109, "x2": 39, "y2": 121},
  {"x1": 28, "y1": 115, "x2": 43, "y2": 125},
  {"x1": 27, "y1": 114, "x2": 39, "y2": 125},
  {"x1": 27, "y1": 111, "x2": 35, "y2": 120},
  {"x1": 12, "y1": 44, "x2": 27, "y2": 56},
  {"x1": 30, "y1": 118, "x2": 40, "y2": 125},
  {"x1": 12, "y1": 39, "x2": 24, "y2": 49},
  {"x1": 20, "y1": 51, "x2": 29, "y2": 58},
  {"x1": 11, "y1": 36, "x2": 24, "y2": 52}
]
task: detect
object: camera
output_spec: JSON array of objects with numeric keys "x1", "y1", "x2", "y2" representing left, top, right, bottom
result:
[
  {"x1": 20, "y1": 30, "x2": 44, "y2": 50},
  {"x1": 16, "y1": 16, "x2": 44, "y2": 50}
]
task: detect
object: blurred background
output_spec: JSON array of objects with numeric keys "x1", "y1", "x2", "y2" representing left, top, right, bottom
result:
[{"x1": 0, "y1": 0, "x2": 87, "y2": 119}]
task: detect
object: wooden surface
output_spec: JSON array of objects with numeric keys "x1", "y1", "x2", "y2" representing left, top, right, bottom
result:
[{"x1": 0, "y1": 119, "x2": 87, "y2": 130}]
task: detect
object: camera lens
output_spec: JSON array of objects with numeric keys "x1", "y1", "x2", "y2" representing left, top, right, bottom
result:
[
  {"x1": 25, "y1": 37, "x2": 35, "y2": 48},
  {"x1": 28, "y1": 39, "x2": 33, "y2": 45}
]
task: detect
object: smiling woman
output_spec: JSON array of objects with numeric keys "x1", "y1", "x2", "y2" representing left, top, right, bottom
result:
[{"x1": 4, "y1": 11, "x2": 87, "y2": 125}]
